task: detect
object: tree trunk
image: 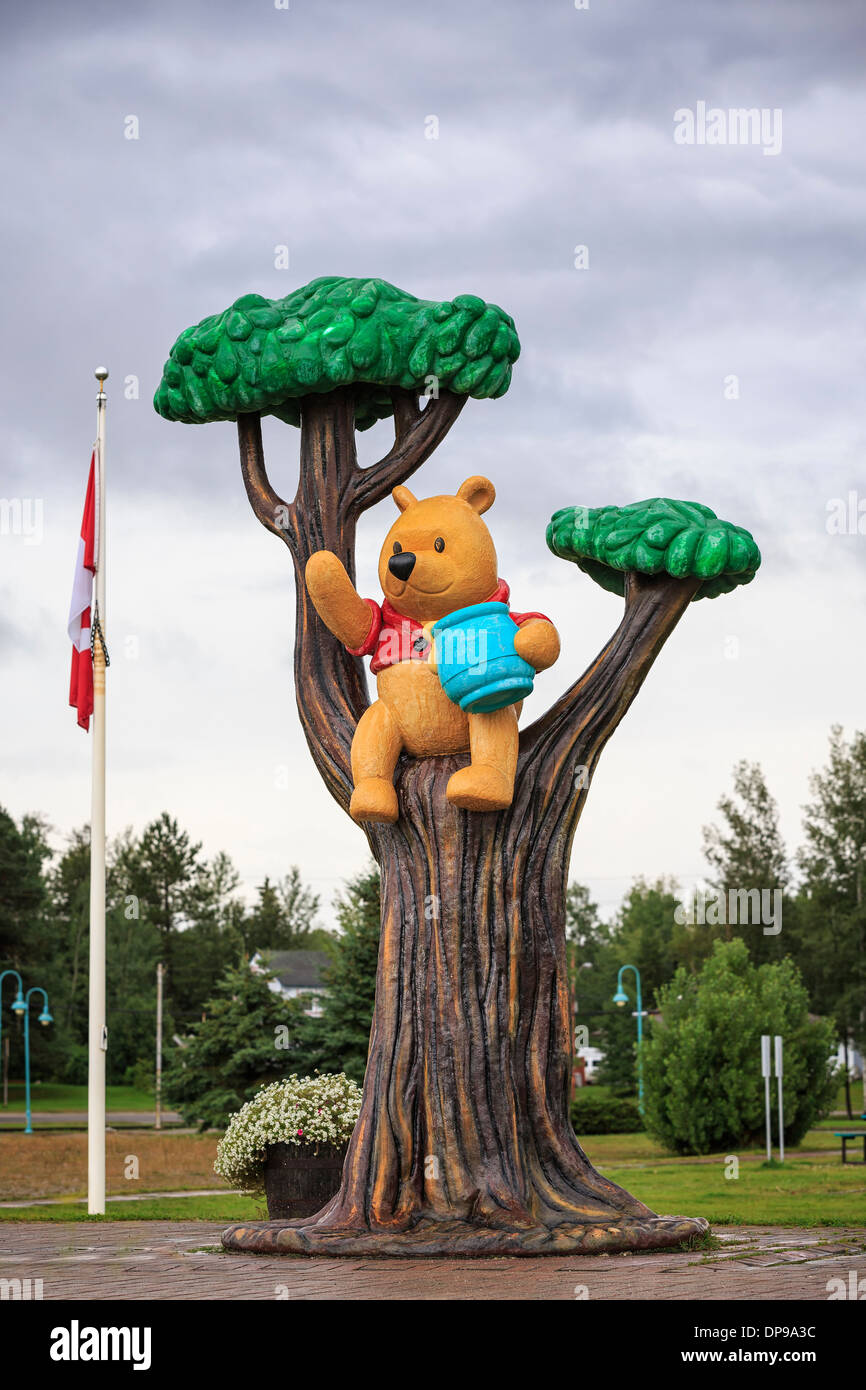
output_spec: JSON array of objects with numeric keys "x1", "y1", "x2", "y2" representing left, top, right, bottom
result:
[{"x1": 224, "y1": 395, "x2": 709, "y2": 1256}]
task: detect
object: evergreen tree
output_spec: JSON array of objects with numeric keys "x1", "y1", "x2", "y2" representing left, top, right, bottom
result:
[
  {"x1": 117, "y1": 814, "x2": 247, "y2": 1029},
  {"x1": 0, "y1": 809, "x2": 58, "y2": 1085},
  {"x1": 565, "y1": 882, "x2": 612, "y2": 1062},
  {"x1": 0, "y1": 806, "x2": 51, "y2": 965},
  {"x1": 796, "y1": 726, "x2": 866, "y2": 1114},
  {"x1": 44, "y1": 826, "x2": 163, "y2": 1084},
  {"x1": 245, "y1": 867, "x2": 321, "y2": 953},
  {"x1": 162, "y1": 961, "x2": 307, "y2": 1130},
  {"x1": 300, "y1": 867, "x2": 381, "y2": 1084},
  {"x1": 701, "y1": 761, "x2": 789, "y2": 963},
  {"x1": 171, "y1": 847, "x2": 246, "y2": 1027},
  {"x1": 595, "y1": 878, "x2": 684, "y2": 1095},
  {"x1": 118, "y1": 813, "x2": 203, "y2": 991}
]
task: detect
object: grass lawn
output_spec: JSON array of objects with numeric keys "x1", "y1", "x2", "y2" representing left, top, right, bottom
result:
[
  {"x1": 580, "y1": 1128, "x2": 845, "y2": 1163},
  {"x1": 0, "y1": 1196, "x2": 261, "y2": 1222},
  {"x1": 1, "y1": 1126, "x2": 863, "y2": 1226},
  {"x1": 3, "y1": 1160, "x2": 864, "y2": 1225},
  {"x1": 0, "y1": 1132, "x2": 221, "y2": 1202},
  {"x1": 600, "y1": 1158, "x2": 866, "y2": 1228},
  {"x1": 833, "y1": 1079, "x2": 866, "y2": 1114},
  {"x1": 2, "y1": 1083, "x2": 155, "y2": 1113}
]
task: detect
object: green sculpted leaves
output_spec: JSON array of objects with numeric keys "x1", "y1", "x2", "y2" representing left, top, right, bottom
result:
[
  {"x1": 153, "y1": 276, "x2": 521, "y2": 431},
  {"x1": 546, "y1": 497, "x2": 761, "y2": 600}
]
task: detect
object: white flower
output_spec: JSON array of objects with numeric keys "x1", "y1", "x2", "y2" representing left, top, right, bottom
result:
[{"x1": 214, "y1": 1073, "x2": 363, "y2": 1194}]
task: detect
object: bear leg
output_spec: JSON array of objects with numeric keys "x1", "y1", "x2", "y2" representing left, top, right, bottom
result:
[
  {"x1": 350, "y1": 699, "x2": 402, "y2": 824},
  {"x1": 446, "y1": 706, "x2": 519, "y2": 812}
]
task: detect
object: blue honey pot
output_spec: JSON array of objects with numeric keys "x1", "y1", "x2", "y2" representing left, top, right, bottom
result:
[{"x1": 431, "y1": 601, "x2": 535, "y2": 713}]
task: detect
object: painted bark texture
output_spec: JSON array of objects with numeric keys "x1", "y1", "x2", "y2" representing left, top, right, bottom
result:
[{"x1": 224, "y1": 391, "x2": 708, "y2": 1255}]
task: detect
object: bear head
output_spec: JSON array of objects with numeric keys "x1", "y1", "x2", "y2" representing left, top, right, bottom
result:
[{"x1": 378, "y1": 475, "x2": 498, "y2": 622}]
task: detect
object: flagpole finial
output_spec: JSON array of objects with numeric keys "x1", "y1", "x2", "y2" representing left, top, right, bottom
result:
[{"x1": 94, "y1": 366, "x2": 108, "y2": 401}]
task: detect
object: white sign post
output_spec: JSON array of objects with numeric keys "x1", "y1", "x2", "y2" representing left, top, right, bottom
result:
[
  {"x1": 775, "y1": 1035, "x2": 784, "y2": 1163},
  {"x1": 761, "y1": 1034, "x2": 772, "y2": 1161}
]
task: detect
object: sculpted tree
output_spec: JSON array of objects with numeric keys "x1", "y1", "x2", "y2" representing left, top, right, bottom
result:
[{"x1": 155, "y1": 277, "x2": 761, "y2": 1255}]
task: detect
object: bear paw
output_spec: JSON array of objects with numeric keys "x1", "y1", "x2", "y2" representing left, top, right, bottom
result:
[
  {"x1": 350, "y1": 777, "x2": 399, "y2": 824},
  {"x1": 446, "y1": 764, "x2": 514, "y2": 812}
]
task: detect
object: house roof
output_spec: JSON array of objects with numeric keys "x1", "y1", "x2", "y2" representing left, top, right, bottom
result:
[{"x1": 259, "y1": 949, "x2": 330, "y2": 990}]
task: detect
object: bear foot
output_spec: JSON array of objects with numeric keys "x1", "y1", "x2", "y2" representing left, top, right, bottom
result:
[
  {"x1": 446, "y1": 763, "x2": 514, "y2": 812},
  {"x1": 350, "y1": 777, "x2": 399, "y2": 824}
]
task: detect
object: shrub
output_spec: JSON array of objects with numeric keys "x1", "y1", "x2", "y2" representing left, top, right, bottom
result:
[
  {"x1": 163, "y1": 961, "x2": 309, "y2": 1130},
  {"x1": 571, "y1": 1093, "x2": 644, "y2": 1134},
  {"x1": 643, "y1": 939, "x2": 836, "y2": 1154},
  {"x1": 123, "y1": 1058, "x2": 154, "y2": 1094},
  {"x1": 214, "y1": 1072, "x2": 362, "y2": 1194}
]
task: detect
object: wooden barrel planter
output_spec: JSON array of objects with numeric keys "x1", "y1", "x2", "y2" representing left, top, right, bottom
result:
[{"x1": 264, "y1": 1142, "x2": 348, "y2": 1220}]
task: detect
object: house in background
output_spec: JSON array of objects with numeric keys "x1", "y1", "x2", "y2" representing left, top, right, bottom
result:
[{"x1": 250, "y1": 949, "x2": 330, "y2": 1018}]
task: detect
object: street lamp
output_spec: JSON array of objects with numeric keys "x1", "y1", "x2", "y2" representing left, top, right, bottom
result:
[
  {"x1": 0, "y1": 970, "x2": 26, "y2": 1108},
  {"x1": 613, "y1": 963, "x2": 645, "y2": 1114},
  {"x1": 21, "y1": 986, "x2": 53, "y2": 1134}
]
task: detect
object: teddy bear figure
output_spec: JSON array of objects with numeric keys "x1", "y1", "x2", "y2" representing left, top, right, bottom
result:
[{"x1": 304, "y1": 475, "x2": 560, "y2": 824}]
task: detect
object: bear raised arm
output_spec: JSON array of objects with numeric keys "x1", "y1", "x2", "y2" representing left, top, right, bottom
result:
[{"x1": 304, "y1": 476, "x2": 559, "y2": 824}]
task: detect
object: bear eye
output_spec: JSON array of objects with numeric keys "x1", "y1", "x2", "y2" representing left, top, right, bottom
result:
[
  {"x1": 434, "y1": 536, "x2": 445, "y2": 553},
  {"x1": 392, "y1": 541, "x2": 402, "y2": 554}
]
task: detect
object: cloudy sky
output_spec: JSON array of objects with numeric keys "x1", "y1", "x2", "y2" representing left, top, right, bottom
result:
[{"x1": 2, "y1": 0, "x2": 864, "y2": 926}]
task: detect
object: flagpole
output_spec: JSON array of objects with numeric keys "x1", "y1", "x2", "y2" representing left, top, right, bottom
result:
[{"x1": 88, "y1": 366, "x2": 108, "y2": 1215}]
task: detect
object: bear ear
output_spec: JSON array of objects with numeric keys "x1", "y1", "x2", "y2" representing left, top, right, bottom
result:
[
  {"x1": 392, "y1": 485, "x2": 417, "y2": 513},
  {"x1": 457, "y1": 475, "x2": 496, "y2": 515}
]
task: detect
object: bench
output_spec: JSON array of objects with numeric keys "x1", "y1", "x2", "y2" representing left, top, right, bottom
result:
[{"x1": 834, "y1": 1131, "x2": 866, "y2": 1164}]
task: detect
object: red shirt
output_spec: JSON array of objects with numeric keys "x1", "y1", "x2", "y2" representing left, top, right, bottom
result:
[{"x1": 347, "y1": 578, "x2": 550, "y2": 674}]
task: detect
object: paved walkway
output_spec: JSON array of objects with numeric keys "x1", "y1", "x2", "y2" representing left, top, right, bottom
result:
[{"x1": 1, "y1": 1222, "x2": 863, "y2": 1300}]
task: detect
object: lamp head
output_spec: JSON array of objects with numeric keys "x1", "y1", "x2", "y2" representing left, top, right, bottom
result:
[
  {"x1": 613, "y1": 989, "x2": 628, "y2": 1008},
  {"x1": 11, "y1": 993, "x2": 26, "y2": 1015},
  {"x1": 38, "y1": 1009, "x2": 53, "y2": 1026}
]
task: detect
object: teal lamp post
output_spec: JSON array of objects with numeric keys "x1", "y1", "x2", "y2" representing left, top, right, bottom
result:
[
  {"x1": 613, "y1": 964, "x2": 645, "y2": 1114},
  {"x1": 22, "y1": 986, "x2": 53, "y2": 1134},
  {"x1": 1, "y1": 970, "x2": 27, "y2": 1108}
]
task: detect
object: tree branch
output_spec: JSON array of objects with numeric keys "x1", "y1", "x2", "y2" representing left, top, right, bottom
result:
[
  {"x1": 391, "y1": 386, "x2": 422, "y2": 441},
  {"x1": 349, "y1": 390, "x2": 467, "y2": 513},
  {"x1": 237, "y1": 412, "x2": 296, "y2": 551},
  {"x1": 514, "y1": 572, "x2": 701, "y2": 828},
  {"x1": 287, "y1": 392, "x2": 369, "y2": 816}
]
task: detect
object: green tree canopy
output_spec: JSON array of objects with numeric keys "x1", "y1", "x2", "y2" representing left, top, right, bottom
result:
[
  {"x1": 799, "y1": 725, "x2": 866, "y2": 906},
  {"x1": 643, "y1": 939, "x2": 836, "y2": 1154},
  {"x1": 245, "y1": 868, "x2": 322, "y2": 954},
  {"x1": 700, "y1": 761, "x2": 791, "y2": 966},
  {"x1": 795, "y1": 726, "x2": 866, "y2": 1076},
  {"x1": 547, "y1": 497, "x2": 761, "y2": 600},
  {"x1": 153, "y1": 276, "x2": 521, "y2": 431},
  {"x1": 594, "y1": 877, "x2": 693, "y2": 1095},
  {"x1": 0, "y1": 806, "x2": 51, "y2": 965},
  {"x1": 163, "y1": 961, "x2": 307, "y2": 1130},
  {"x1": 115, "y1": 813, "x2": 250, "y2": 1029},
  {"x1": 703, "y1": 761, "x2": 788, "y2": 893},
  {"x1": 298, "y1": 866, "x2": 381, "y2": 1084}
]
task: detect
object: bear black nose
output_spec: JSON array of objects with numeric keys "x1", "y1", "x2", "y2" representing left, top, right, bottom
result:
[{"x1": 388, "y1": 551, "x2": 416, "y2": 581}]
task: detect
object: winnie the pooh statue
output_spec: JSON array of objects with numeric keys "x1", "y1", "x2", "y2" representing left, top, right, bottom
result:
[{"x1": 305, "y1": 475, "x2": 560, "y2": 823}]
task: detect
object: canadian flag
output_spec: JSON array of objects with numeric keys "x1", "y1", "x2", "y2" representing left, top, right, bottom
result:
[{"x1": 68, "y1": 452, "x2": 97, "y2": 731}]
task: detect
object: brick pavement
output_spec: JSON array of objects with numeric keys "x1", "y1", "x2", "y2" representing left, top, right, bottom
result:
[{"x1": 0, "y1": 1222, "x2": 864, "y2": 1299}]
